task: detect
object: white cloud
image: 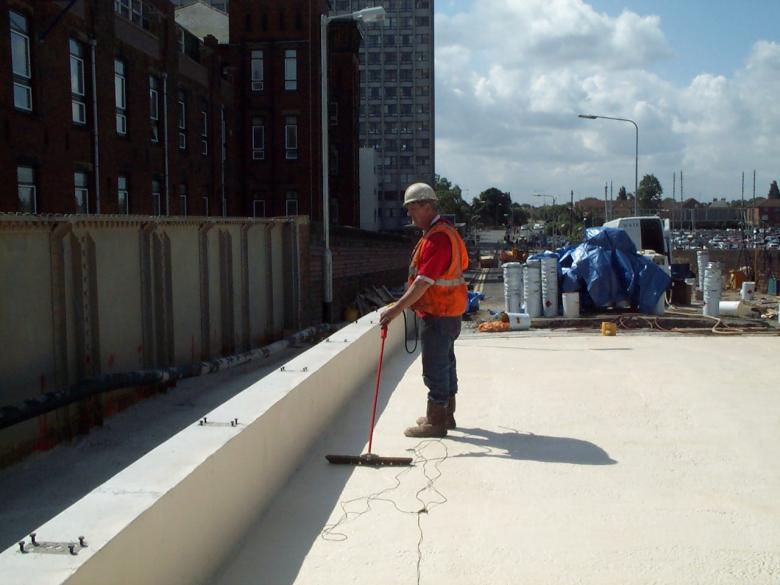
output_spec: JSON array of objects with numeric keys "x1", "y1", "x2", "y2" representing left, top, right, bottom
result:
[{"x1": 435, "y1": 0, "x2": 780, "y2": 203}]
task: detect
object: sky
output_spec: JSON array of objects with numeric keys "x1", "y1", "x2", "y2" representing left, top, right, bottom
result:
[{"x1": 434, "y1": 0, "x2": 780, "y2": 205}]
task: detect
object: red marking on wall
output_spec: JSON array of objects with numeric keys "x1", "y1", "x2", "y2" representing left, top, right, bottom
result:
[
  {"x1": 107, "y1": 354, "x2": 115, "y2": 368},
  {"x1": 137, "y1": 344, "x2": 143, "y2": 353}
]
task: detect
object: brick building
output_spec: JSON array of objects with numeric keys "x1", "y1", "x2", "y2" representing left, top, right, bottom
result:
[
  {"x1": 2, "y1": 0, "x2": 364, "y2": 225},
  {"x1": 1, "y1": 0, "x2": 239, "y2": 216},
  {"x1": 223, "y1": 0, "x2": 362, "y2": 224}
]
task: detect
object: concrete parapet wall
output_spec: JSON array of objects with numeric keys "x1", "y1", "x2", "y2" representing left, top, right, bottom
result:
[
  {"x1": 0, "y1": 313, "x2": 406, "y2": 585},
  {"x1": 0, "y1": 214, "x2": 306, "y2": 462}
]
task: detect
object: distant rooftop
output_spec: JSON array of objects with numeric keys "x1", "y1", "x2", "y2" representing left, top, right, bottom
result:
[{"x1": 174, "y1": 0, "x2": 228, "y2": 44}]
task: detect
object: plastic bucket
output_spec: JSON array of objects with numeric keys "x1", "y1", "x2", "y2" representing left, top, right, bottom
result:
[
  {"x1": 506, "y1": 312, "x2": 531, "y2": 330},
  {"x1": 562, "y1": 292, "x2": 580, "y2": 318},
  {"x1": 703, "y1": 261, "x2": 722, "y2": 317},
  {"x1": 740, "y1": 281, "x2": 755, "y2": 301},
  {"x1": 503, "y1": 262, "x2": 524, "y2": 313},
  {"x1": 540, "y1": 257, "x2": 559, "y2": 317},
  {"x1": 523, "y1": 260, "x2": 542, "y2": 318}
]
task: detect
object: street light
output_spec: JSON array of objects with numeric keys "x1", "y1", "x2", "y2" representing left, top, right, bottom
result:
[
  {"x1": 578, "y1": 114, "x2": 639, "y2": 216},
  {"x1": 534, "y1": 193, "x2": 557, "y2": 246},
  {"x1": 321, "y1": 6, "x2": 385, "y2": 323}
]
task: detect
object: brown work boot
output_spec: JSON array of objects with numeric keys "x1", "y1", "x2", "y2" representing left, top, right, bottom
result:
[
  {"x1": 416, "y1": 395, "x2": 456, "y2": 429},
  {"x1": 405, "y1": 401, "x2": 447, "y2": 438}
]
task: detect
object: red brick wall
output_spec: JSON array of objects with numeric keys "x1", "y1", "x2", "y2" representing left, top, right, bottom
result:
[
  {"x1": 1, "y1": 0, "x2": 238, "y2": 216},
  {"x1": 303, "y1": 225, "x2": 414, "y2": 325}
]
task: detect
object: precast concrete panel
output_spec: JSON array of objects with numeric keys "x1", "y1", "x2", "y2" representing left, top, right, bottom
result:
[
  {"x1": 167, "y1": 226, "x2": 203, "y2": 365},
  {"x1": 225, "y1": 225, "x2": 244, "y2": 352},
  {"x1": 246, "y1": 224, "x2": 270, "y2": 345},
  {"x1": 0, "y1": 228, "x2": 55, "y2": 404},
  {"x1": 92, "y1": 228, "x2": 144, "y2": 375},
  {"x1": 271, "y1": 224, "x2": 285, "y2": 333},
  {"x1": 206, "y1": 228, "x2": 223, "y2": 356}
]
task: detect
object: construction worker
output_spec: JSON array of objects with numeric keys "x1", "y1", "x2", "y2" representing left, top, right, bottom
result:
[{"x1": 379, "y1": 183, "x2": 469, "y2": 438}]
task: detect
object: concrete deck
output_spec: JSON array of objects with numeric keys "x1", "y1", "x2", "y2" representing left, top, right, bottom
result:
[{"x1": 213, "y1": 330, "x2": 780, "y2": 585}]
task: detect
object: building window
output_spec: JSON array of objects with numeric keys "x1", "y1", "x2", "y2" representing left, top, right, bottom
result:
[
  {"x1": 284, "y1": 116, "x2": 298, "y2": 159},
  {"x1": 285, "y1": 191, "x2": 298, "y2": 216},
  {"x1": 152, "y1": 178, "x2": 162, "y2": 215},
  {"x1": 69, "y1": 39, "x2": 87, "y2": 124},
  {"x1": 250, "y1": 50, "x2": 264, "y2": 91},
  {"x1": 11, "y1": 11, "x2": 33, "y2": 111},
  {"x1": 114, "y1": 59, "x2": 127, "y2": 135},
  {"x1": 178, "y1": 183, "x2": 188, "y2": 216},
  {"x1": 74, "y1": 171, "x2": 89, "y2": 214},
  {"x1": 252, "y1": 199, "x2": 265, "y2": 218},
  {"x1": 114, "y1": 0, "x2": 150, "y2": 31},
  {"x1": 149, "y1": 76, "x2": 159, "y2": 142},
  {"x1": 202, "y1": 195, "x2": 209, "y2": 216},
  {"x1": 177, "y1": 90, "x2": 186, "y2": 150},
  {"x1": 251, "y1": 117, "x2": 265, "y2": 160},
  {"x1": 118, "y1": 175, "x2": 129, "y2": 214},
  {"x1": 284, "y1": 49, "x2": 297, "y2": 90},
  {"x1": 201, "y1": 108, "x2": 208, "y2": 156},
  {"x1": 17, "y1": 165, "x2": 36, "y2": 213}
]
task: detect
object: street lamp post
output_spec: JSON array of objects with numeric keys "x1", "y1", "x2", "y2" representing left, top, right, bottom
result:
[
  {"x1": 578, "y1": 114, "x2": 639, "y2": 216},
  {"x1": 534, "y1": 193, "x2": 556, "y2": 246},
  {"x1": 321, "y1": 6, "x2": 385, "y2": 323}
]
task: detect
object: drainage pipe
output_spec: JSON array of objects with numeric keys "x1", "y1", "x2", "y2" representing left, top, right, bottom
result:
[{"x1": 0, "y1": 324, "x2": 333, "y2": 431}]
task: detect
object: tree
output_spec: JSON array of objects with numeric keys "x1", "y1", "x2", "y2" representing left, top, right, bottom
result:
[
  {"x1": 617, "y1": 186, "x2": 628, "y2": 201},
  {"x1": 768, "y1": 180, "x2": 780, "y2": 200},
  {"x1": 473, "y1": 187, "x2": 512, "y2": 227},
  {"x1": 637, "y1": 174, "x2": 663, "y2": 210},
  {"x1": 433, "y1": 174, "x2": 470, "y2": 222}
]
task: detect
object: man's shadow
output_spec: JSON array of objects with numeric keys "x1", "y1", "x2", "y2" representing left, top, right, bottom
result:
[{"x1": 447, "y1": 427, "x2": 617, "y2": 465}]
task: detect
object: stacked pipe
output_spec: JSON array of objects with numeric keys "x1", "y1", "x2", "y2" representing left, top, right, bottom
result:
[
  {"x1": 697, "y1": 250, "x2": 709, "y2": 291},
  {"x1": 702, "y1": 261, "x2": 722, "y2": 317},
  {"x1": 502, "y1": 262, "x2": 524, "y2": 314},
  {"x1": 540, "y1": 257, "x2": 559, "y2": 317},
  {"x1": 523, "y1": 259, "x2": 542, "y2": 318}
]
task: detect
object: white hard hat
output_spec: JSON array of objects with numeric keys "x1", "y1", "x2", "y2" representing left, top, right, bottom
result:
[{"x1": 403, "y1": 183, "x2": 437, "y2": 207}]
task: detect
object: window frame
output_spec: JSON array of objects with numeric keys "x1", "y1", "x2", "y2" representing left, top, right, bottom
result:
[
  {"x1": 70, "y1": 39, "x2": 87, "y2": 125},
  {"x1": 284, "y1": 49, "x2": 297, "y2": 91},
  {"x1": 151, "y1": 178, "x2": 162, "y2": 216},
  {"x1": 11, "y1": 11, "x2": 33, "y2": 112},
  {"x1": 74, "y1": 171, "x2": 90, "y2": 214},
  {"x1": 284, "y1": 116, "x2": 298, "y2": 160},
  {"x1": 118, "y1": 175, "x2": 129, "y2": 214},
  {"x1": 251, "y1": 117, "x2": 265, "y2": 160},
  {"x1": 115, "y1": 59, "x2": 127, "y2": 135},
  {"x1": 250, "y1": 49, "x2": 264, "y2": 91},
  {"x1": 149, "y1": 75, "x2": 160, "y2": 143},
  {"x1": 17, "y1": 165, "x2": 37, "y2": 213}
]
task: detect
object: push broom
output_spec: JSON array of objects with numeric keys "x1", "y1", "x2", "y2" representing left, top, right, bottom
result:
[{"x1": 326, "y1": 325, "x2": 413, "y2": 466}]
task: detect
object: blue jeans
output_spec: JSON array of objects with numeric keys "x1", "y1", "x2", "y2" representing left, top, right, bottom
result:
[{"x1": 420, "y1": 315, "x2": 462, "y2": 405}]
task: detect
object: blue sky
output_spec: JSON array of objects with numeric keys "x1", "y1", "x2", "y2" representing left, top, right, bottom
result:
[{"x1": 434, "y1": 0, "x2": 780, "y2": 203}]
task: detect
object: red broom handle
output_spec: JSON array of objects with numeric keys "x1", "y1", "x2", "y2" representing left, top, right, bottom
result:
[{"x1": 367, "y1": 325, "x2": 387, "y2": 454}]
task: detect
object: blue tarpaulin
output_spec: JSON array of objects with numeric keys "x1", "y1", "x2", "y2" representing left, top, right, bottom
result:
[{"x1": 530, "y1": 227, "x2": 671, "y2": 314}]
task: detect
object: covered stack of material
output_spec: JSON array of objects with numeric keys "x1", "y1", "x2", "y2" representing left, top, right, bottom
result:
[{"x1": 547, "y1": 227, "x2": 671, "y2": 315}]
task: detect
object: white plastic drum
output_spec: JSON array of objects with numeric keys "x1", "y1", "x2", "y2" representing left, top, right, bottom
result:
[
  {"x1": 562, "y1": 292, "x2": 580, "y2": 318},
  {"x1": 697, "y1": 250, "x2": 709, "y2": 291},
  {"x1": 654, "y1": 264, "x2": 671, "y2": 315},
  {"x1": 506, "y1": 312, "x2": 532, "y2": 330},
  {"x1": 503, "y1": 262, "x2": 524, "y2": 314},
  {"x1": 740, "y1": 281, "x2": 755, "y2": 301},
  {"x1": 523, "y1": 260, "x2": 542, "y2": 318},
  {"x1": 540, "y1": 257, "x2": 559, "y2": 317},
  {"x1": 702, "y1": 261, "x2": 722, "y2": 317}
]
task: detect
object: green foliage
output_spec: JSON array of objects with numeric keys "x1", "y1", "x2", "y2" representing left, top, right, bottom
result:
[
  {"x1": 637, "y1": 174, "x2": 663, "y2": 209},
  {"x1": 768, "y1": 180, "x2": 780, "y2": 200},
  {"x1": 472, "y1": 187, "x2": 512, "y2": 227},
  {"x1": 433, "y1": 174, "x2": 469, "y2": 222},
  {"x1": 617, "y1": 186, "x2": 628, "y2": 201}
]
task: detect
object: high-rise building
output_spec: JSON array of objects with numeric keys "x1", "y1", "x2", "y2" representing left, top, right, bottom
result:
[{"x1": 332, "y1": 0, "x2": 434, "y2": 230}]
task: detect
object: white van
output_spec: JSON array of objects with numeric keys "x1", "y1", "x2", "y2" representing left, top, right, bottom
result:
[{"x1": 603, "y1": 216, "x2": 671, "y2": 261}]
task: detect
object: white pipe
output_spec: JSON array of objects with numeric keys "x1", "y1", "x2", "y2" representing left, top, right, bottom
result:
[
  {"x1": 163, "y1": 73, "x2": 170, "y2": 215},
  {"x1": 90, "y1": 38, "x2": 100, "y2": 214}
]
